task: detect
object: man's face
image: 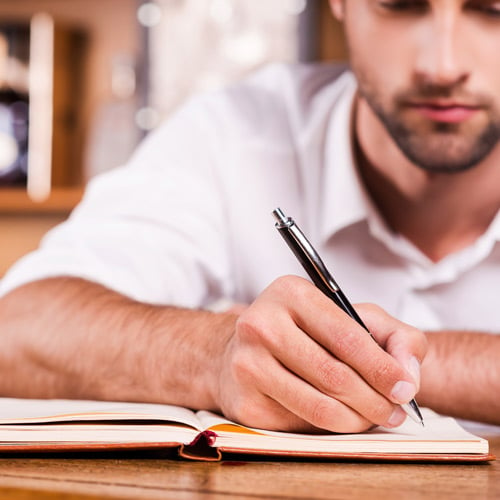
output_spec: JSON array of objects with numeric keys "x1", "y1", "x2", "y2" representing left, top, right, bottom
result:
[{"x1": 332, "y1": 0, "x2": 500, "y2": 173}]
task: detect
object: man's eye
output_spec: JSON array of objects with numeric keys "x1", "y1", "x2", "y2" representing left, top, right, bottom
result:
[
  {"x1": 468, "y1": 1, "x2": 500, "y2": 16},
  {"x1": 378, "y1": 0, "x2": 428, "y2": 11}
]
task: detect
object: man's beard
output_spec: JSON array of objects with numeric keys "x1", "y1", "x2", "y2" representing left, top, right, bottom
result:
[{"x1": 358, "y1": 83, "x2": 500, "y2": 174}]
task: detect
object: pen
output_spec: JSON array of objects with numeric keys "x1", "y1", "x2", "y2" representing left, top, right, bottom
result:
[{"x1": 272, "y1": 207, "x2": 424, "y2": 427}]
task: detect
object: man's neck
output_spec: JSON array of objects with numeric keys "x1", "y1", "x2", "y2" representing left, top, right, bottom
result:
[{"x1": 354, "y1": 99, "x2": 500, "y2": 263}]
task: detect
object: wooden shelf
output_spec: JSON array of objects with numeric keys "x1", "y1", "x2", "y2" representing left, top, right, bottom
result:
[{"x1": 0, "y1": 187, "x2": 83, "y2": 214}]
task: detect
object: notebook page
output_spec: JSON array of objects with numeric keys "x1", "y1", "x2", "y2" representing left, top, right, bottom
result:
[{"x1": 0, "y1": 398, "x2": 202, "y2": 430}]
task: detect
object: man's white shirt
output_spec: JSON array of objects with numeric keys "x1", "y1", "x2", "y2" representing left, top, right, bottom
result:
[{"x1": 2, "y1": 63, "x2": 500, "y2": 332}]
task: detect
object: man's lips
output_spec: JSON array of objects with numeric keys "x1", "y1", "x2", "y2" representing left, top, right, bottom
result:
[{"x1": 405, "y1": 101, "x2": 481, "y2": 123}]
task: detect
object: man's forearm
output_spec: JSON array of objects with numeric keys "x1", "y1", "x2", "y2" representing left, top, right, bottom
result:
[
  {"x1": 419, "y1": 330, "x2": 500, "y2": 424},
  {"x1": 0, "y1": 277, "x2": 235, "y2": 409}
]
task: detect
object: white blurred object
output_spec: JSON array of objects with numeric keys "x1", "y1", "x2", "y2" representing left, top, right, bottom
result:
[
  {"x1": 27, "y1": 12, "x2": 54, "y2": 202},
  {"x1": 0, "y1": 132, "x2": 18, "y2": 172},
  {"x1": 135, "y1": 106, "x2": 160, "y2": 131},
  {"x1": 222, "y1": 32, "x2": 267, "y2": 66},
  {"x1": 148, "y1": 0, "x2": 298, "y2": 120},
  {"x1": 137, "y1": 2, "x2": 162, "y2": 28},
  {"x1": 209, "y1": 0, "x2": 234, "y2": 25},
  {"x1": 285, "y1": 0, "x2": 307, "y2": 15},
  {"x1": 111, "y1": 56, "x2": 136, "y2": 100}
]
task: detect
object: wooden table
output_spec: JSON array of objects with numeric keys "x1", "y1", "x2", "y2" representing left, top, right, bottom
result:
[{"x1": 0, "y1": 431, "x2": 498, "y2": 499}]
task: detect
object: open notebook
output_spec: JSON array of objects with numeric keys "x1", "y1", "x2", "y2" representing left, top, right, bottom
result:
[{"x1": 0, "y1": 398, "x2": 492, "y2": 462}]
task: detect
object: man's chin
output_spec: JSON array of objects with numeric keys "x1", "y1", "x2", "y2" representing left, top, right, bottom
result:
[{"x1": 394, "y1": 137, "x2": 489, "y2": 173}]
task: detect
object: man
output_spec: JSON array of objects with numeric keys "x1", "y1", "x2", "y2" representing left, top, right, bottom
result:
[{"x1": 1, "y1": 0, "x2": 499, "y2": 433}]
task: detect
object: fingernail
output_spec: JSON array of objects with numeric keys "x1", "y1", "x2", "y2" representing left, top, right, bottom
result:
[
  {"x1": 387, "y1": 406, "x2": 406, "y2": 428},
  {"x1": 408, "y1": 356, "x2": 420, "y2": 388},
  {"x1": 391, "y1": 381, "x2": 415, "y2": 404}
]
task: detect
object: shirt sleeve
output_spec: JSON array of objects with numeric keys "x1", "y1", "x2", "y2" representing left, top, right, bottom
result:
[{"x1": 0, "y1": 95, "x2": 235, "y2": 308}]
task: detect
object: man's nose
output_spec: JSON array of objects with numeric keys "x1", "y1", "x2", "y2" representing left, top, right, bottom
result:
[{"x1": 414, "y1": 12, "x2": 469, "y2": 88}]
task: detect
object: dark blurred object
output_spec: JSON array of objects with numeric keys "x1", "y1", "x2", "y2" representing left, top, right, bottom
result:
[
  {"x1": 297, "y1": 0, "x2": 347, "y2": 63},
  {"x1": 297, "y1": 0, "x2": 320, "y2": 62},
  {"x1": 0, "y1": 19, "x2": 87, "y2": 194},
  {"x1": 0, "y1": 23, "x2": 30, "y2": 186},
  {"x1": 0, "y1": 89, "x2": 29, "y2": 186}
]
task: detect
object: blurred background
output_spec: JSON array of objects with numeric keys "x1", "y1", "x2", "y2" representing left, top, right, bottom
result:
[{"x1": 0, "y1": 0, "x2": 347, "y2": 277}]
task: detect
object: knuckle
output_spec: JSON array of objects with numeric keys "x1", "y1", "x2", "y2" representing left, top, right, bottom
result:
[
  {"x1": 271, "y1": 275, "x2": 314, "y2": 304},
  {"x1": 333, "y1": 328, "x2": 363, "y2": 358},
  {"x1": 235, "y1": 311, "x2": 258, "y2": 338},
  {"x1": 235, "y1": 309, "x2": 286, "y2": 351},
  {"x1": 307, "y1": 398, "x2": 334, "y2": 430},
  {"x1": 235, "y1": 311, "x2": 267, "y2": 344},
  {"x1": 228, "y1": 349, "x2": 257, "y2": 385},
  {"x1": 317, "y1": 358, "x2": 350, "y2": 394},
  {"x1": 371, "y1": 360, "x2": 397, "y2": 387}
]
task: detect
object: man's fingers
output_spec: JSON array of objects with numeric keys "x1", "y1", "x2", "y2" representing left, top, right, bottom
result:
[
  {"x1": 270, "y1": 350, "x2": 407, "y2": 430},
  {"x1": 357, "y1": 303, "x2": 427, "y2": 390},
  {"x1": 266, "y1": 368, "x2": 375, "y2": 434},
  {"x1": 281, "y1": 282, "x2": 420, "y2": 406},
  {"x1": 234, "y1": 298, "x2": 406, "y2": 428},
  {"x1": 225, "y1": 338, "x2": 376, "y2": 433}
]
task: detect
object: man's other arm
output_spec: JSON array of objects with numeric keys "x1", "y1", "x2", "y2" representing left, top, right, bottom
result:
[{"x1": 419, "y1": 331, "x2": 500, "y2": 425}]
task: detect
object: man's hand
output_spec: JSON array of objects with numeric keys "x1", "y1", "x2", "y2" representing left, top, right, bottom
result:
[{"x1": 216, "y1": 275, "x2": 427, "y2": 433}]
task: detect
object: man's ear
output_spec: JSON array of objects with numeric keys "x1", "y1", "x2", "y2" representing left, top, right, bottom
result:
[{"x1": 329, "y1": 0, "x2": 345, "y2": 21}]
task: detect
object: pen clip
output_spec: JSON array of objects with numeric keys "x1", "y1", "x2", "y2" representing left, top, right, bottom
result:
[{"x1": 272, "y1": 208, "x2": 340, "y2": 296}]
